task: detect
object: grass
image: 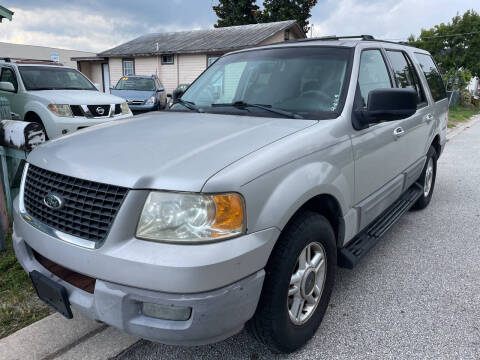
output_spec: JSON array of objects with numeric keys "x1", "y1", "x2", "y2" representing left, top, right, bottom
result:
[
  {"x1": 448, "y1": 105, "x2": 480, "y2": 128},
  {"x1": 0, "y1": 233, "x2": 51, "y2": 339}
]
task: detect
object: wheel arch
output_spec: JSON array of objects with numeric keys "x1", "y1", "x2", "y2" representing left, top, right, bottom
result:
[
  {"x1": 24, "y1": 110, "x2": 41, "y2": 122},
  {"x1": 431, "y1": 134, "x2": 441, "y2": 157},
  {"x1": 282, "y1": 193, "x2": 345, "y2": 247}
]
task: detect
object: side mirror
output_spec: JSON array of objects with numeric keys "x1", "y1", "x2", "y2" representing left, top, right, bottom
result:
[
  {"x1": 172, "y1": 88, "x2": 185, "y2": 101},
  {"x1": 0, "y1": 82, "x2": 15, "y2": 92},
  {"x1": 354, "y1": 88, "x2": 417, "y2": 128}
]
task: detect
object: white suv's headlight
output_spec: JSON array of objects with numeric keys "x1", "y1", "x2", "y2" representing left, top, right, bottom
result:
[
  {"x1": 47, "y1": 104, "x2": 73, "y2": 117},
  {"x1": 120, "y1": 102, "x2": 130, "y2": 114},
  {"x1": 145, "y1": 96, "x2": 156, "y2": 105},
  {"x1": 136, "y1": 191, "x2": 245, "y2": 243}
]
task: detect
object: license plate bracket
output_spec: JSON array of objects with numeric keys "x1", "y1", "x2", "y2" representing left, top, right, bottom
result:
[{"x1": 30, "y1": 270, "x2": 73, "y2": 319}]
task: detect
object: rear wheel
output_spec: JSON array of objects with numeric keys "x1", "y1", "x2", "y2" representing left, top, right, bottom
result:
[
  {"x1": 411, "y1": 145, "x2": 437, "y2": 210},
  {"x1": 247, "y1": 211, "x2": 336, "y2": 353}
]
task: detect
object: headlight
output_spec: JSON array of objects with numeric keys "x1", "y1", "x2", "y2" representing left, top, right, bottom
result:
[
  {"x1": 136, "y1": 191, "x2": 245, "y2": 243},
  {"x1": 47, "y1": 104, "x2": 73, "y2": 117},
  {"x1": 145, "y1": 96, "x2": 156, "y2": 105},
  {"x1": 120, "y1": 102, "x2": 130, "y2": 114}
]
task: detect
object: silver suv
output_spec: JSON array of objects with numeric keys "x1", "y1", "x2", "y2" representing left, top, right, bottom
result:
[{"x1": 13, "y1": 36, "x2": 447, "y2": 353}]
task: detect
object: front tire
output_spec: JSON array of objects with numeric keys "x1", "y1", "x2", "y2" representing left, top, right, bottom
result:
[
  {"x1": 247, "y1": 211, "x2": 336, "y2": 353},
  {"x1": 411, "y1": 146, "x2": 437, "y2": 210}
]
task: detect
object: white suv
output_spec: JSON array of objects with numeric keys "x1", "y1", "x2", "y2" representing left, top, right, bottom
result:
[{"x1": 0, "y1": 60, "x2": 132, "y2": 139}]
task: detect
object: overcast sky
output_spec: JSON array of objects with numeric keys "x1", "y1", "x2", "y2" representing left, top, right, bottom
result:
[{"x1": 0, "y1": 0, "x2": 477, "y2": 53}]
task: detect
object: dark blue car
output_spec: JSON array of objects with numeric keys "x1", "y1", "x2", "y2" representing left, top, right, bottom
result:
[{"x1": 111, "y1": 75, "x2": 167, "y2": 112}]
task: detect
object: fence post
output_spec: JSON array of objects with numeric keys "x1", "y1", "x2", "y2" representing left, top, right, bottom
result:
[{"x1": 0, "y1": 120, "x2": 45, "y2": 251}]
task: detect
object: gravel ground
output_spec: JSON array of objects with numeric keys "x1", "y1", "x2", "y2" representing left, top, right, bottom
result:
[{"x1": 117, "y1": 121, "x2": 480, "y2": 360}]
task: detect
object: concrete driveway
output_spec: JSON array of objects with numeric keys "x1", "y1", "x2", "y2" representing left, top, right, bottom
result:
[{"x1": 116, "y1": 119, "x2": 480, "y2": 360}]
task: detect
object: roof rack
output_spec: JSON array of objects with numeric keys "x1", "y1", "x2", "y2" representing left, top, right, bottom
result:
[
  {"x1": 296, "y1": 35, "x2": 376, "y2": 43},
  {"x1": 293, "y1": 35, "x2": 414, "y2": 47},
  {"x1": 2, "y1": 57, "x2": 63, "y2": 65}
]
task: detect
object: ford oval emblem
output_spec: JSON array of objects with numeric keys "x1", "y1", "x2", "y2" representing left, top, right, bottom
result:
[{"x1": 43, "y1": 193, "x2": 63, "y2": 210}]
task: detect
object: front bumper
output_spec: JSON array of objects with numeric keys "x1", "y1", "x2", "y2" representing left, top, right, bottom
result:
[
  {"x1": 49, "y1": 112, "x2": 133, "y2": 139},
  {"x1": 128, "y1": 103, "x2": 158, "y2": 111},
  {"x1": 12, "y1": 193, "x2": 278, "y2": 344},
  {"x1": 13, "y1": 231, "x2": 264, "y2": 345}
]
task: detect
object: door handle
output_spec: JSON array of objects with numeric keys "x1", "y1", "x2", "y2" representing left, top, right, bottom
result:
[
  {"x1": 393, "y1": 127, "x2": 405, "y2": 139},
  {"x1": 425, "y1": 113, "x2": 434, "y2": 123}
]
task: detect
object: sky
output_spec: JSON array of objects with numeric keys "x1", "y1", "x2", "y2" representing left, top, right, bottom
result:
[{"x1": 0, "y1": 0, "x2": 478, "y2": 53}]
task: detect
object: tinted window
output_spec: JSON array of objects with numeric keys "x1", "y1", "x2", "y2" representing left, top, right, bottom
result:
[
  {"x1": 358, "y1": 50, "x2": 392, "y2": 106},
  {"x1": 386, "y1": 50, "x2": 425, "y2": 104},
  {"x1": 0, "y1": 68, "x2": 18, "y2": 92},
  {"x1": 115, "y1": 77, "x2": 156, "y2": 91},
  {"x1": 18, "y1": 66, "x2": 96, "y2": 91},
  {"x1": 180, "y1": 47, "x2": 352, "y2": 120},
  {"x1": 414, "y1": 53, "x2": 447, "y2": 101}
]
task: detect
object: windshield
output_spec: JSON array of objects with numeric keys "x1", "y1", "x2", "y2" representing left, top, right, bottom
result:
[
  {"x1": 19, "y1": 66, "x2": 97, "y2": 91},
  {"x1": 177, "y1": 46, "x2": 352, "y2": 119},
  {"x1": 115, "y1": 77, "x2": 156, "y2": 91}
]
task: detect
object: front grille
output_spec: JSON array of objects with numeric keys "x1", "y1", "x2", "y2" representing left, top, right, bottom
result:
[
  {"x1": 23, "y1": 165, "x2": 128, "y2": 243},
  {"x1": 87, "y1": 104, "x2": 110, "y2": 117},
  {"x1": 114, "y1": 104, "x2": 122, "y2": 114},
  {"x1": 70, "y1": 105, "x2": 84, "y2": 117},
  {"x1": 127, "y1": 100, "x2": 144, "y2": 105}
]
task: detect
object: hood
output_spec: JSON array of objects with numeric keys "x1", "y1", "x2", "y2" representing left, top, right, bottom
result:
[
  {"x1": 111, "y1": 89, "x2": 155, "y2": 102},
  {"x1": 31, "y1": 90, "x2": 125, "y2": 105},
  {"x1": 27, "y1": 112, "x2": 317, "y2": 191}
]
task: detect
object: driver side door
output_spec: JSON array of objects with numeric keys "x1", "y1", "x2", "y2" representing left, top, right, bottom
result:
[{"x1": 351, "y1": 48, "x2": 412, "y2": 230}]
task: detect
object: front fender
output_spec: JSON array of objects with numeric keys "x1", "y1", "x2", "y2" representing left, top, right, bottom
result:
[{"x1": 241, "y1": 142, "x2": 354, "y2": 234}]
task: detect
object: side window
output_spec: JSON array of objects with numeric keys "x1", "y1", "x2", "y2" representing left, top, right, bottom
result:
[
  {"x1": 122, "y1": 59, "x2": 135, "y2": 76},
  {"x1": 358, "y1": 49, "x2": 392, "y2": 106},
  {"x1": 0, "y1": 68, "x2": 18, "y2": 92},
  {"x1": 386, "y1": 50, "x2": 426, "y2": 105},
  {"x1": 414, "y1": 53, "x2": 447, "y2": 102}
]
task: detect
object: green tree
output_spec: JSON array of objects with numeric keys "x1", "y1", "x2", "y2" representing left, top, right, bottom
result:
[
  {"x1": 409, "y1": 10, "x2": 480, "y2": 76},
  {"x1": 260, "y1": 0, "x2": 317, "y2": 34},
  {"x1": 213, "y1": 0, "x2": 260, "y2": 28}
]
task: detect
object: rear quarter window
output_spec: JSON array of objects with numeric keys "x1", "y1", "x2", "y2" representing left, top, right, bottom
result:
[{"x1": 413, "y1": 53, "x2": 447, "y2": 102}]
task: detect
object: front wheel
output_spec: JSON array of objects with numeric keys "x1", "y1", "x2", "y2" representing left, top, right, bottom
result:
[
  {"x1": 247, "y1": 211, "x2": 336, "y2": 353},
  {"x1": 411, "y1": 145, "x2": 437, "y2": 210}
]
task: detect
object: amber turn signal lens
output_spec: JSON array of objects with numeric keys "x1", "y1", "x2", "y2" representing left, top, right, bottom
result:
[{"x1": 212, "y1": 194, "x2": 244, "y2": 232}]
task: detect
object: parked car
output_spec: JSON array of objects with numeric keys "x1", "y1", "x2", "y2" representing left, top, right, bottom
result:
[
  {"x1": 0, "y1": 59, "x2": 132, "y2": 139},
  {"x1": 111, "y1": 75, "x2": 167, "y2": 112},
  {"x1": 13, "y1": 36, "x2": 447, "y2": 353},
  {"x1": 167, "y1": 83, "x2": 189, "y2": 108}
]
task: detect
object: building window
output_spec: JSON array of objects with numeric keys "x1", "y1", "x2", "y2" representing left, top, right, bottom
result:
[
  {"x1": 122, "y1": 59, "x2": 135, "y2": 75},
  {"x1": 207, "y1": 55, "x2": 221, "y2": 67},
  {"x1": 161, "y1": 55, "x2": 174, "y2": 65},
  {"x1": 284, "y1": 29, "x2": 290, "y2": 41}
]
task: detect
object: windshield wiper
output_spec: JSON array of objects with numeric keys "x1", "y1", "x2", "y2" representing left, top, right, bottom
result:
[
  {"x1": 175, "y1": 98, "x2": 203, "y2": 112},
  {"x1": 212, "y1": 101, "x2": 303, "y2": 119}
]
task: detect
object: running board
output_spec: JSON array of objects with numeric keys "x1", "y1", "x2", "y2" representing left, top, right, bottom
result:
[{"x1": 338, "y1": 183, "x2": 423, "y2": 269}]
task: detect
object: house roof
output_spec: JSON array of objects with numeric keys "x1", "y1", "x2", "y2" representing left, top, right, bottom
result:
[{"x1": 99, "y1": 20, "x2": 305, "y2": 57}]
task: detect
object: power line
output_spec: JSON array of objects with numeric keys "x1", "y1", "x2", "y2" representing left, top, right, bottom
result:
[{"x1": 385, "y1": 30, "x2": 480, "y2": 42}]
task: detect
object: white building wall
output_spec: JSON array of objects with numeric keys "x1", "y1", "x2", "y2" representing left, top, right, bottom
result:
[
  {"x1": 178, "y1": 54, "x2": 207, "y2": 85},
  {"x1": 158, "y1": 56, "x2": 178, "y2": 94},
  {"x1": 89, "y1": 63, "x2": 103, "y2": 87},
  {"x1": 135, "y1": 57, "x2": 159, "y2": 77},
  {"x1": 109, "y1": 57, "x2": 123, "y2": 86},
  {"x1": 0, "y1": 42, "x2": 94, "y2": 68}
]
